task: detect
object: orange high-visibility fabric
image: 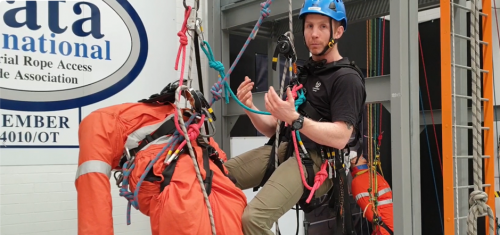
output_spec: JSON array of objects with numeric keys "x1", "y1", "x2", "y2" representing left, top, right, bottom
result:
[
  {"x1": 75, "y1": 102, "x2": 246, "y2": 235},
  {"x1": 351, "y1": 171, "x2": 394, "y2": 235},
  {"x1": 130, "y1": 138, "x2": 246, "y2": 235}
]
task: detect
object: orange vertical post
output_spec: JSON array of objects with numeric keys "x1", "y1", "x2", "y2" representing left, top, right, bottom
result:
[
  {"x1": 440, "y1": 0, "x2": 454, "y2": 234},
  {"x1": 481, "y1": 0, "x2": 496, "y2": 234}
]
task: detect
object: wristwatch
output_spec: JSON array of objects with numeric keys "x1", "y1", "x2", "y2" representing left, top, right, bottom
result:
[{"x1": 291, "y1": 114, "x2": 305, "y2": 130}]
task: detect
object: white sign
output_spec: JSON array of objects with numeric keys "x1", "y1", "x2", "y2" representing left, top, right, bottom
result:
[{"x1": 0, "y1": 0, "x2": 148, "y2": 147}]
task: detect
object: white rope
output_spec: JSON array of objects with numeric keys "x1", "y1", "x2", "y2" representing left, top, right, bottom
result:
[
  {"x1": 450, "y1": 1, "x2": 459, "y2": 233},
  {"x1": 466, "y1": 0, "x2": 495, "y2": 234},
  {"x1": 174, "y1": 1, "x2": 215, "y2": 233},
  {"x1": 185, "y1": 0, "x2": 200, "y2": 107},
  {"x1": 174, "y1": 85, "x2": 217, "y2": 235},
  {"x1": 273, "y1": 1, "x2": 294, "y2": 234}
]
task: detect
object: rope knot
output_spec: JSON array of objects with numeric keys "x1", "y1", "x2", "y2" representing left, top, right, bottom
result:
[
  {"x1": 294, "y1": 91, "x2": 306, "y2": 108},
  {"x1": 305, "y1": 161, "x2": 329, "y2": 203},
  {"x1": 209, "y1": 60, "x2": 224, "y2": 72},
  {"x1": 178, "y1": 31, "x2": 188, "y2": 46},
  {"x1": 211, "y1": 81, "x2": 223, "y2": 101},
  {"x1": 469, "y1": 190, "x2": 488, "y2": 205},
  {"x1": 187, "y1": 124, "x2": 201, "y2": 141},
  {"x1": 469, "y1": 190, "x2": 489, "y2": 216},
  {"x1": 260, "y1": 2, "x2": 271, "y2": 18}
]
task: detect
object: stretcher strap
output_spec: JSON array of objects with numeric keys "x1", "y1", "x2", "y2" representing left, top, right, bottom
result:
[{"x1": 354, "y1": 187, "x2": 391, "y2": 203}]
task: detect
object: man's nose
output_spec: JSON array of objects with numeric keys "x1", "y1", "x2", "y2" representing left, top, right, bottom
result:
[{"x1": 311, "y1": 27, "x2": 320, "y2": 38}]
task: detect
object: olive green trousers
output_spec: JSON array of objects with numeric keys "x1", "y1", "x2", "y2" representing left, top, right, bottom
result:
[{"x1": 224, "y1": 142, "x2": 333, "y2": 235}]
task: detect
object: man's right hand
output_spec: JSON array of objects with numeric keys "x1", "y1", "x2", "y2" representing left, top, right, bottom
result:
[{"x1": 237, "y1": 76, "x2": 254, "y2": 108}]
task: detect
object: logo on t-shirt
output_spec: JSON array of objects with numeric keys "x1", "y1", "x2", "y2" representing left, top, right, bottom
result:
[{"x1": 313, "y1": 81, "x2": 321, "y2": 92}]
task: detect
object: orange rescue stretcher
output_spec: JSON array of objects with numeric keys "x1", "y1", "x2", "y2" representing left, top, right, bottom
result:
[
  {"x1": 75, "y1": 102, "x2": 247, "y2": 235},
  {"x1": 351, "y1": 164, "x2": 394, "y2": 235}
]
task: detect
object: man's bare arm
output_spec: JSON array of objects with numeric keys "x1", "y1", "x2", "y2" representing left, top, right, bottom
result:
[
  {"x1": 246, "y1": 105, "x2": 278, "y2": 137},
  {"x1": 298, "y1": 117, "x2": 354, "y2": 149}
]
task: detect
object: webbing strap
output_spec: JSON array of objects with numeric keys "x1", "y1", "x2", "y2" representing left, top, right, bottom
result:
[
  {"x1": 194, "y1": 31, "x2": 204, "y2": 94},
  {"x1": 159, "y1": 143, "x2": 216, "y2": 195},
  {"x1": 381, "y1": 223, "x2": 394, "y2": 235},
  {"x1": 354, "y1": 187, "x2": 391, "y2": 203},
  {"x1": 330, "y1": 152, "x2": 355, "y2": 235},
  {"x1": 158, "y1": 136, "x2": 229, "y2": 194}
]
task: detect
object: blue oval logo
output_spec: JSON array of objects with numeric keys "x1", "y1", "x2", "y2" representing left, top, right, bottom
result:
[{"x1": 0, "y1": 0, "x2": 148, "y2": 111}]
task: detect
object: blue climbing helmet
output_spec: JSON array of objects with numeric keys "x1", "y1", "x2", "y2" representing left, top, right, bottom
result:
[
  {"x1": 299, "y1": 0, "x2": 348, "y2": 31},
  {"x1": 299, "y1": 0, "x2": 347, "y2": 56}
]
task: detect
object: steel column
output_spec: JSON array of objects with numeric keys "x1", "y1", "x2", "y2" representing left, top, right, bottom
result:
[
  {"x1": 389, "y1": 0, "x2": 421, "y2": 235},
  {"x1": 207, "y1": 0, "x2": 230, "y2": 155}
]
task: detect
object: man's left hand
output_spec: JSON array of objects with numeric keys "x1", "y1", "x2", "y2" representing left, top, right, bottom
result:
[{"x1": 265, "y1": 87, "x2": 300, "y2": 124}]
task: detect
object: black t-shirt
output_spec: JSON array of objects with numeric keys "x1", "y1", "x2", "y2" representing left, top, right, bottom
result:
[{"x1": 297, "y1": 57, "x2": 367, "y2": 148}]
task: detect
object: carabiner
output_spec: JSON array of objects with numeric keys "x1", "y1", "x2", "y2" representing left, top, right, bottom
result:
[
  {"x1": 184, "y1": 0, "x2": 200, "y2": 10},
  {"x1": 195, "y1": 18, "x2": 205, "y2": 46}
]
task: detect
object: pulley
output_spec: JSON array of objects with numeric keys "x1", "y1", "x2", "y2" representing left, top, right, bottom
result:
[{"x1": 272, "y1": 33, "x2": 297, "y2": 71}]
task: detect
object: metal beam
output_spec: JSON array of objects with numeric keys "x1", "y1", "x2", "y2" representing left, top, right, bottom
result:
[
  {"x1": 223, "y1": 74, "x2": 391, "y2": 116},
  {"x1": 221, "y1": 0, "x2": 440, "y2": 32},
  {"x1": 390, "y1": 1, "x2": 420, "y2": 235},
  {"x1": 221, "y1": 0, "x2": 303, "y2": 31}
]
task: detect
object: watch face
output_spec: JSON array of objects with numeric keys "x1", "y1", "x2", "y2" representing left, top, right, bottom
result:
[{"x1": 293, "y1": 122, "x2": 302, "y2": 130}]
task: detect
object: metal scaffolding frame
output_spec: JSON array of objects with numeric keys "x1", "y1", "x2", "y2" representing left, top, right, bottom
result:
[{"x1": 204, "y1": 0, "x2": 496, "y2": 234}]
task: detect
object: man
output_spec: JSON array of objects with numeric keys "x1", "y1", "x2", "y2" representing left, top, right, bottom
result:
[{"x1": 224, "y1": 0, "x2": 372, "y2": 234}]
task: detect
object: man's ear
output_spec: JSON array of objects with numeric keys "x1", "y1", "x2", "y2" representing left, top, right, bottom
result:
[{"x1": 334, "y1": 25, "x2": 344, "y2": 40}]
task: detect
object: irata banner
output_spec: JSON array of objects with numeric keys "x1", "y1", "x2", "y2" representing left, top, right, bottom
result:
[
  {"x1": 0, "y1": 0, "x2": 178, "y2": 149},
  {"x1": 0, "y1": 0, "x2": 148, "y2": 111}
]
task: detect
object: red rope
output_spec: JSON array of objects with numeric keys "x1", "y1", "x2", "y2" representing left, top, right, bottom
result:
[
  {"x1": 285, "y1": 84, "x2": 329, "y2": 204},
  {"x1": 171, "y1": 6, "x2": 206, "y2": 150},
  {"x1": 418, "y1": 32, "x2": 443, "y2": 174}
]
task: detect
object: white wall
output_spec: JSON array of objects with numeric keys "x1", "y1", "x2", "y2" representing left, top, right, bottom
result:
[{"x1": 0, "y1": 0, "x2": 209, "y2": 234}]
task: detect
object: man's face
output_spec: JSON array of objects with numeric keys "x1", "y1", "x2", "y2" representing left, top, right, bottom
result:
[{"x1": 303, "y1": 14, "x2": 343, "y2": 55}]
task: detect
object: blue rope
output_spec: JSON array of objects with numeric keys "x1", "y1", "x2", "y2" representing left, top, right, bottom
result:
[
  {"x1": 200, "y1": 40, "x2": 305, "y2": 115},
  {"x1": 419, "y1": 88, "x2": 444, "y2": 233},
  {"x1": 200, "y1": 0, "x2": 305, "y2": 116}
]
